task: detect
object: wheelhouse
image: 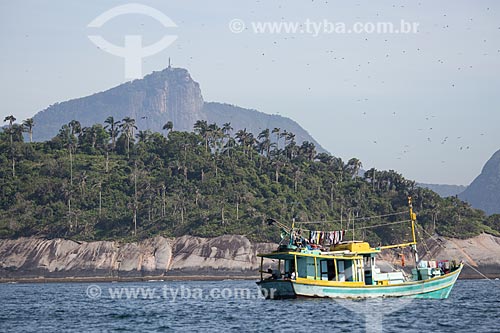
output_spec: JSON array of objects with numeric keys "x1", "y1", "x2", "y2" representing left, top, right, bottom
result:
[{"x1": 258, "y1": 241, "x2": 406, "y2": 286}]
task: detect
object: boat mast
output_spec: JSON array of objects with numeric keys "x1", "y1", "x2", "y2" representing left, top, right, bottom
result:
[
  {"x1": 378, "y1": 196, "x2": 418, "y2": 250},
  {"x1": 408, "y1": 196, "x2": 419, "y2": 266}
]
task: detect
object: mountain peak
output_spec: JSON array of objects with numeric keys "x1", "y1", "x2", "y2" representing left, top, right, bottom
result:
[
  {"x1": 33, "y1": 66, "x2": 205, "y2": 140},
  {"x1": 31, "y1": 66, "x2": 326, "y2": 153},
  {"x1": 459, "y1": 149, "x2": 500, "y2": 215},
  {"x1": 142, "y1": 66, "x2": 194, "y2": 84}
]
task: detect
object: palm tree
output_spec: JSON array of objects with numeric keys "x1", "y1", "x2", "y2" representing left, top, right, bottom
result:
[
  {"x1": 132, "y1": 162, "x2": 138, "y2": 235},
  {"x1": 104, "y1": 116, "x2": 120, "y2": 150},
  {"x1": 218, "y1": 122, "x2": 232, "y2": 153},
  {"x1": 68, "y1": 120, "x2": 82, "y2": 149},
  {"x1": 364, "y1": 168, "x2": 377, "y2": 190},
  {"x1": 347, "y1": 158, "x2": 363, "y2": 177},
  {"x1": 120, "y1": 117, "x2": 137, "y2": 158},
  {"x1": 136, "y1": 130, "x2": 152, "y2": 143},
  {"x1": 285, "y1": 132, "x2": 295, "y2": 146},
  {"x1": 22, "y1": 118, "x2": 34, "y2": 143},
  {"x1": 316, "y1": 152, "x2": 333, "y2": 164},
  {"x1": 61, "y1": 181, "x2": 73, "y2": 229},
  {"x1": 258, "y1": 129, "x2": 272, "y2": 157},
  {"x1": 222, "y1": 122, "x2": 233, "y2": 136},
  {"x1": 92, "y1": 182, "x2": 103, "y2": 218},
  {"x1": 208, "y1": 123, "x2": 223, "y2": 153},
  {"x1": 193, "y1": 120, "x2": 209, "y2": 152},
  {"x1": 65, "y1": 120, "x2": 82, "y2": 186},
  {"x1": 298, "y1": 141, "x2": 316, "y2": 161},
  {"x1": 3, "y1": 115, "x2": 16, "y2": 145},
  {"x1": 162, "y1": 121, "x2": 173, "y2": 137},
  {"x1": 82, "y1": 126, "x2": 98, "y2": 149},
  {"x1": 3, "y1": 116, "x2": 21, "y2": 177},
  {"x1": 279, "y1": 129, "x2": 288, "y2": 145},
  {"x1": 11, "y1": 124, "x2": 24, "y2": 142},
  {"x1": 284, "y1": 132, "x2": 297, "y2": 159},
  {"x1": 271, "y1": 155, "x2": 286, "y2": 183},
  {"x1": 7, "y1": 124, "x2": 23, "y2": 177},
  {"x1": 223, "y1": 137, "x2": 236, "y2": 157},
  {"x1": 3, "y1": 115, "x2": 16, "y2": 126},
  {"x1": 69, "y1": 120, "x2": 81, "y2": 135},
  {"x1": 235, "y1": 129, "x2": 251, "y2": 154},
  {"x1": 272, "y1": 127, "x2": 281, "y2": 149}
]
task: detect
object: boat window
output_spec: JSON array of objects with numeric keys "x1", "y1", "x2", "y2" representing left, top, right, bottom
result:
[
  {"x1": 363, "y1": 255, "x2": 374, "y2": 285},
  {"x1": 284, "y1": 259, "x2": 295, "y2": 279},
  {"x1": 363, "y1": 256, "x2": 371, "y2": 269},
  {"x1": 356, "y1": 259, "x2": 364, "y2": 282},
  {"x1": 337, "y1": 260, "x2": 354, "y2": 282},
  {"x1": 296, "y1": 256, "x2": 316, "y2": 279},
  {"x1": 296, "y1": 256, "x2": 307, "y2": 278},
  {"x1": 319, "y1": 260, "x2": 336, "y2": 281}
]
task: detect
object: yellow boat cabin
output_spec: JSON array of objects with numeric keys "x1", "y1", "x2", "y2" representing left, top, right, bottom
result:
[{"x1": 259, "y1": 241, "x2": 406, "y2": 287}]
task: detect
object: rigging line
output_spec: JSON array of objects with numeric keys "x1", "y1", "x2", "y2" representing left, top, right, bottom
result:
[
  {"x1": 416, "y1": 223, "x2": 499, "y2": 287},
  {"x1": 415, "y1": 224, "x2": 431, "y2": 256},
  {"x1": 356, "y1": 219, "x2": 411, "y2": 230},
  {"x1": 296, "y1": 219, "x2": 411, "y2": 233},
  {"x1": 463, "y1": 261, "x2": 499, "y2": 286},
  {"x1": 295, "y1": 211, "x2": 408, "y2": 225}
]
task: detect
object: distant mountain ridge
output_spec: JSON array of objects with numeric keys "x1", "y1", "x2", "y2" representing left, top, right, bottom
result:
[
  {"x1": 31, "y1": 67, "x2": 326, "y2": 152},
  {"x1": 417, "y1": 183, "x2": 467, "y2": 198},
  {"x1": 459, "y1": 149, "x2": 500, "y2": 215}
]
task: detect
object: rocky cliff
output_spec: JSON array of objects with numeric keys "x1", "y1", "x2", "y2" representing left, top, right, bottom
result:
[
  {"x1": 31, "y1": 67, "x2": 326, "y2": 152},
  {"x1": 0, "y1": 235, "x2": 275, "y2": 280},
  {"x1": 459, "y1": 149, "x2": 500, "y2": 215},
  {"x1": 378, "y1": 233, "x2": 500, "y2": 279},
  {"x1": 424, "y1": 233, "x2": 500, "y2": 278},
  {"x1": 0, "y1": 234, "x2": 498, "y2": 280}
]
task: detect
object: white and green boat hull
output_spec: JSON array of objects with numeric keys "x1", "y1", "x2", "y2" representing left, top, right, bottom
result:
[{"x1": 258, "y1": 264, "x2": 462, "y2": 300}]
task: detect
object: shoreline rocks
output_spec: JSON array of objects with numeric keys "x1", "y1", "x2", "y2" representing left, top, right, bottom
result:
[{"x1": 0, "y1": 234, "x2": 498, "y2": 281}]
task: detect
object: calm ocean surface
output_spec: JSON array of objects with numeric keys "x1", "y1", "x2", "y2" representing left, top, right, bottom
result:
[{"x1": 1, "y1": 279, "x2": 499, "y2": 332}]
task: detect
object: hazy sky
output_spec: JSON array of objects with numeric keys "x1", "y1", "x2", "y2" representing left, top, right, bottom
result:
[{"x1": 1, "y1": 0, "x2": 499, "y2": 185}]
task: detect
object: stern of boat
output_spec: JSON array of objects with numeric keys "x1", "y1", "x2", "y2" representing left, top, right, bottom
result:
[{"x1": 256, "y1": 280, "x2": 296, "y2": 299}]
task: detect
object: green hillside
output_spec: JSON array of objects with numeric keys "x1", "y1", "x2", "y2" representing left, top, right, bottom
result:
[{"x1": 1, "y1": 117, "x2": 498, "y2": 244}]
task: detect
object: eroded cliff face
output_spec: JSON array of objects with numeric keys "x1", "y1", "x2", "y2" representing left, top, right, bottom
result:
[
  {"x1": 0, "y1": 234, "x2": 498, "y2": 280},
  {"x1": 0, "y1": 235, "x2": 275, "y2": 279},
  {"x1": 169, "y1": 235, "x2": 274, "y2": 275}
]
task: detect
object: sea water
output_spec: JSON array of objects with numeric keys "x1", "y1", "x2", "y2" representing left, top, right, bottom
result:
[{"x1": 0, "y1": 279, "x2": 499, "y2": 332}]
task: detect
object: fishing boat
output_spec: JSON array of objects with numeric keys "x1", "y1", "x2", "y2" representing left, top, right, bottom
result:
[{"x1": 257, "y1": 197, "x2": 463, "y2": 299}]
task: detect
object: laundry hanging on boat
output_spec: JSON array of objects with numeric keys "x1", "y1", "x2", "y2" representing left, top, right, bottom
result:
[{"x1": 309, "y1": 230, "x2": 345, "y2": 245}]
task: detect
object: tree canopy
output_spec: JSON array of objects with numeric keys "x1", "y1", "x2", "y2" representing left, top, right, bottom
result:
[{"x1": 1, "y1": 117, "x2": 498, "y2": 244}]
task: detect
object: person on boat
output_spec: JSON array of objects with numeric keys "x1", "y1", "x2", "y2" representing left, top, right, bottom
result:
[{"x1": 265, "y1": 268, "x2": 274, "y2": 280}]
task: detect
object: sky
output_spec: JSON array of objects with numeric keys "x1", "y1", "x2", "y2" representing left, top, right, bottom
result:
[{"x1": 1, "y1": 0, "x2": 499, "y2": 185}]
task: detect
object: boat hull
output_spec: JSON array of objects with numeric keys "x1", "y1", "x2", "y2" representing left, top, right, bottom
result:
[
  {"x1": 256, "y1": 280, "x2": 296, "y2": 299},
  {"x1": 258, "y1": 264, "x2": 462, "y2": 300}
]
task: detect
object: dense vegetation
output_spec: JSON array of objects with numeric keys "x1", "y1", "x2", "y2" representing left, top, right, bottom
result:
[{"x1": 1, "y1": 115, "x2": 499, "y2": 244}]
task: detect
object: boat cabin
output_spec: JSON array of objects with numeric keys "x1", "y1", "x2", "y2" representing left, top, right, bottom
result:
[{"x1": 259, "y1": 241, "x2": 406, "y2": 286}]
